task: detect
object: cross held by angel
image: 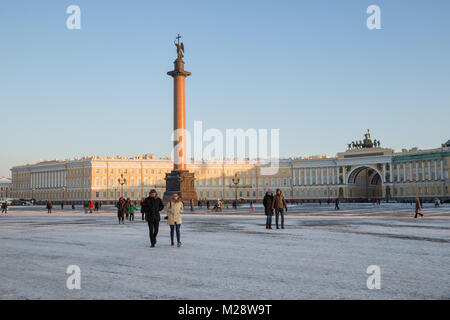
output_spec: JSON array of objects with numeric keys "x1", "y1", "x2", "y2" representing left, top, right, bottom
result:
[{"x1": 175, "y1": 34, "x2": 184, "y2": 59}]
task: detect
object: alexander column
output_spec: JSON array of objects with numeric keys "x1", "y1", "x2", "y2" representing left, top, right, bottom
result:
[{"x1": 164, "y1": 34, "x2": 197, "y2": 202}]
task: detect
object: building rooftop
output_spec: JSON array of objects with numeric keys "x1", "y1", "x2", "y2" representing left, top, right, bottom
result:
[{"x1": 0, "y1": 177, "x2": 12, "y2": 184}]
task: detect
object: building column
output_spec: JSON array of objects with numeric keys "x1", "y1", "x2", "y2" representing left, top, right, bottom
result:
[
  {"x1": 440, "y1": 160, "x2": 444, "y2": 180},
  {"x1": 330, "y1": 167, "x2": 333, "y2": 184},
  {"x1": 336, "y1": 167, "x2": 340, "y2": 184},
  {"x1": 326, "y1": 167, "x2": 330, "y2": 185},
  {"x1": 427, "y1": 161, "x2": 431, "y2": 181},
  {"x1": 434, "y1": 161, "x2": 438, "y2": 181},
  {"x1": 422, "y1": 161, "x2": 425, "y2": 181},
  {"x1": 397, "y1": 165, "x2": 400, "y2": 182},
  {"x1": 390, "y1": 163, "x2": 393, "y2": 183},
  {"x1": 382, "y1": 163, "x2": 386, "y2": 183},
  {"x1": 409, "y1": 162, "x2": 413, "y2": 181},
  {"x1": 415, "y1": 162, "x2": 419, "y2": 182},
  {"x1": 309, "y1": 169, "x2": 312, "y2": 185},
  {"x1": 403, "y1": 164, "x2": 406, "y2": 182},
  {"x1": 342, "y1": 166, "x2": 346, "y2": 185}
]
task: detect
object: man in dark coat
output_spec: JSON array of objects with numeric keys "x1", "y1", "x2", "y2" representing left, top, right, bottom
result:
[
  {"x1": 142, "y1": 189, "x2": 164, "y2": 247},
  {"x1": 263, "y1": 190, "x2": 274, "y2": 229}
]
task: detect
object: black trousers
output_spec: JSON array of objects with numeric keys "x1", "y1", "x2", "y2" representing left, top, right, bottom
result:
[
  {"x1": 147, "y1": 220, "x2": 160, "y2": 246},
  {"x1": 275, "y1": 208, "x2": 284, "y2": 228},
  {"x1": 118, "y1": 213, "x2": 124, "y2": 223}
]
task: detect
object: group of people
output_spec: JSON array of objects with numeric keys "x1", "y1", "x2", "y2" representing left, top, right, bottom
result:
[
  {"x1": 116, "y1": 197, "x2": 137, "y2": 223},
  {"x1": 263, "y1": 189, "x2": 288, "y2": 229}
]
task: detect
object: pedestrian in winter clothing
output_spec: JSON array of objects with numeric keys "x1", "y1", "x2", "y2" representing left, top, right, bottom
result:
[
  {"x1": 89, "y1": 201, "x2": 94, "y2": 214},
  {"x1": 272, "y1": 189, "x2": 287, "y2": 229},
  {"x1": 167, "y1": 193, "x2": 183, "y2": 247},
  {"x1": 142, "y1": 190, "x2": 164, "y2": 247},
  {"x1": 124, "y1": 198, "x2": 131, "y2": 220},
  {"x1": 1, "y1": 202, "x2": 7, "y2": 214},
  {"x1": 140, "y1": 198, "x2": 145, "y2": 221},
  {"x1": 116, "y1": 197, "x2": 125, "y2": 224},
  {"x1": 129, "y1": 202, "x2": 136, "y2": 221},
  {"x1": 206, "y1": 200, "x2": 210, "y2": 210},
  {"x1": 334, "y1": 198, "x2": 340, "y2": 210},
  {"x1": 415, "y1": 197, "x2": 423, "y2": 218},
  {"x1": 46, "y1": 200, "x2": 53, "y2": 214},
  {"x1": 263, "y1": 190, "x2": 274, "y2": 229}
]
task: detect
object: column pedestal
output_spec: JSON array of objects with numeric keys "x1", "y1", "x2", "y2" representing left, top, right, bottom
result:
[{"x1": 164, "y1": 170, "x2": 197, "y2": 203}]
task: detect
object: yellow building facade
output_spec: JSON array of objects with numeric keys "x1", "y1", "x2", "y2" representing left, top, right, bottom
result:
[{"x1": 10, "y1": 141, "x2": 450, "y2": 204}]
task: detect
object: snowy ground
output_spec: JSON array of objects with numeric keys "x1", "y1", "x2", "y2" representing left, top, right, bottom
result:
[{"x1": 0, "y1": 203, "x2": 449, "y2": 300}]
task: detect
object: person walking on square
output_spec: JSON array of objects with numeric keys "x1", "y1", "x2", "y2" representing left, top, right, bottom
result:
[
  {"x1": 116, "y1": 197, "x2": 125, "y2": 224},
  {"x1": 167, "y1": 193, "x2": 184, "y2": 247},
  {"x1": 124, "y1": 198, "x2": 131, "y2": 220},
  {"x1": 415, "y1": 197, "x2": 423, "y2": 218},
  {"x1": 190, "y1": 198, "x2": 194, "y2": 212},
  {"x1": 272, "y1": 189, "x2": 287, "y2": 229},
  {"x1": 142, "y1": 190, "x2": 164, "y2": 248},
  {"x1": 1, "y1": 201, "x2": 7, "y2": 214},
  {"x1": 46, "y1": 200, "x2": 53, "y2": 214},
  {"x1": 140, "y1": 198, "x2": 145, "y2": 221},
  {"x1": 263, "y1": 190, "x2": 274, "y2": 229},
  {"x1": 88, "y1": 200, "x2": 94, "y2": 214},
  {"x1": 206, "y1": 200, "x2": 210, "y2": 210},
  {"x1": 335, "y1": 198, "x2": 340, "y2": 210},
  {"x1": 129, "y1": 201, "x2": 136, "y2": 221}
]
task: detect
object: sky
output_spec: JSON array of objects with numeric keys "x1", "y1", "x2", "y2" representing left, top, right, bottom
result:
[{"x1": 1, "y1": 0, "x2": 449, "y2": 177}]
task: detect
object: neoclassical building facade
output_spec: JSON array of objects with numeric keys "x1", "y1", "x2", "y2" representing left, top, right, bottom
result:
[
  {"x1": 0, "y1": 177, "x2": 12, "y2": 199},
  {"x1": 10, "y1": 140, "x2": 450, "y2": 204}
]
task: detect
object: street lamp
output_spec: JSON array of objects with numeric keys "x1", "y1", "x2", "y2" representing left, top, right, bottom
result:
[
  {"x1": 231, "y1": 173, "x2": 240, "y2": 204},
  {"x1": 118, "y1": 174, "x2": 127, "y2": 198},
  {"x1": 61, "y1": 186, "x2": 66, "y2": 205}
]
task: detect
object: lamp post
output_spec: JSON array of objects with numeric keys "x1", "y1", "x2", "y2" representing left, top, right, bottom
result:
[
  {"x1": 61, "y1": 186, "x2": 66, "y2": 206},
  {"x1": 231, "y1": 173, "x2": 240, "y2": 204},
  {"x1": 31, "y1": 188, "x2": 36, "y2": 204},
  {"x1": 118, "y1": 174, "x2": 127, "y2": 198}
]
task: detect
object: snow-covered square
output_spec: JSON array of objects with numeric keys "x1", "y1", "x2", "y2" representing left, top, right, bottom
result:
[{"x1": 0, "y1": 203, "x2": 449, "y2": 299}]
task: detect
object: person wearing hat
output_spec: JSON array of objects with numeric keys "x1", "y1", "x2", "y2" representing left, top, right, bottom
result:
[{"x1": 142, "y1": 189, "x2": 164, "y2": 247}]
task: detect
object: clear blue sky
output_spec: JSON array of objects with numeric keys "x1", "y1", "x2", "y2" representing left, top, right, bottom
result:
[{"x1": 1, "y1": 0, "x2": 449, "y2": 177}]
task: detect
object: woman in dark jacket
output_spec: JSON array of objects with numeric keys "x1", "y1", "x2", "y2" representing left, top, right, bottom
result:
[
  {"x1": 263, "y1": 190, "x2": 274, "y2": 229},
  {"x1": 116, "y1": 197, "x2": 125, "y2": 224}
]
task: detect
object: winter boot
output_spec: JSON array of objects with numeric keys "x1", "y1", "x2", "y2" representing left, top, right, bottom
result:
[{"x1": 177, "y1": 242, "x2": 182, "y2": 247}]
